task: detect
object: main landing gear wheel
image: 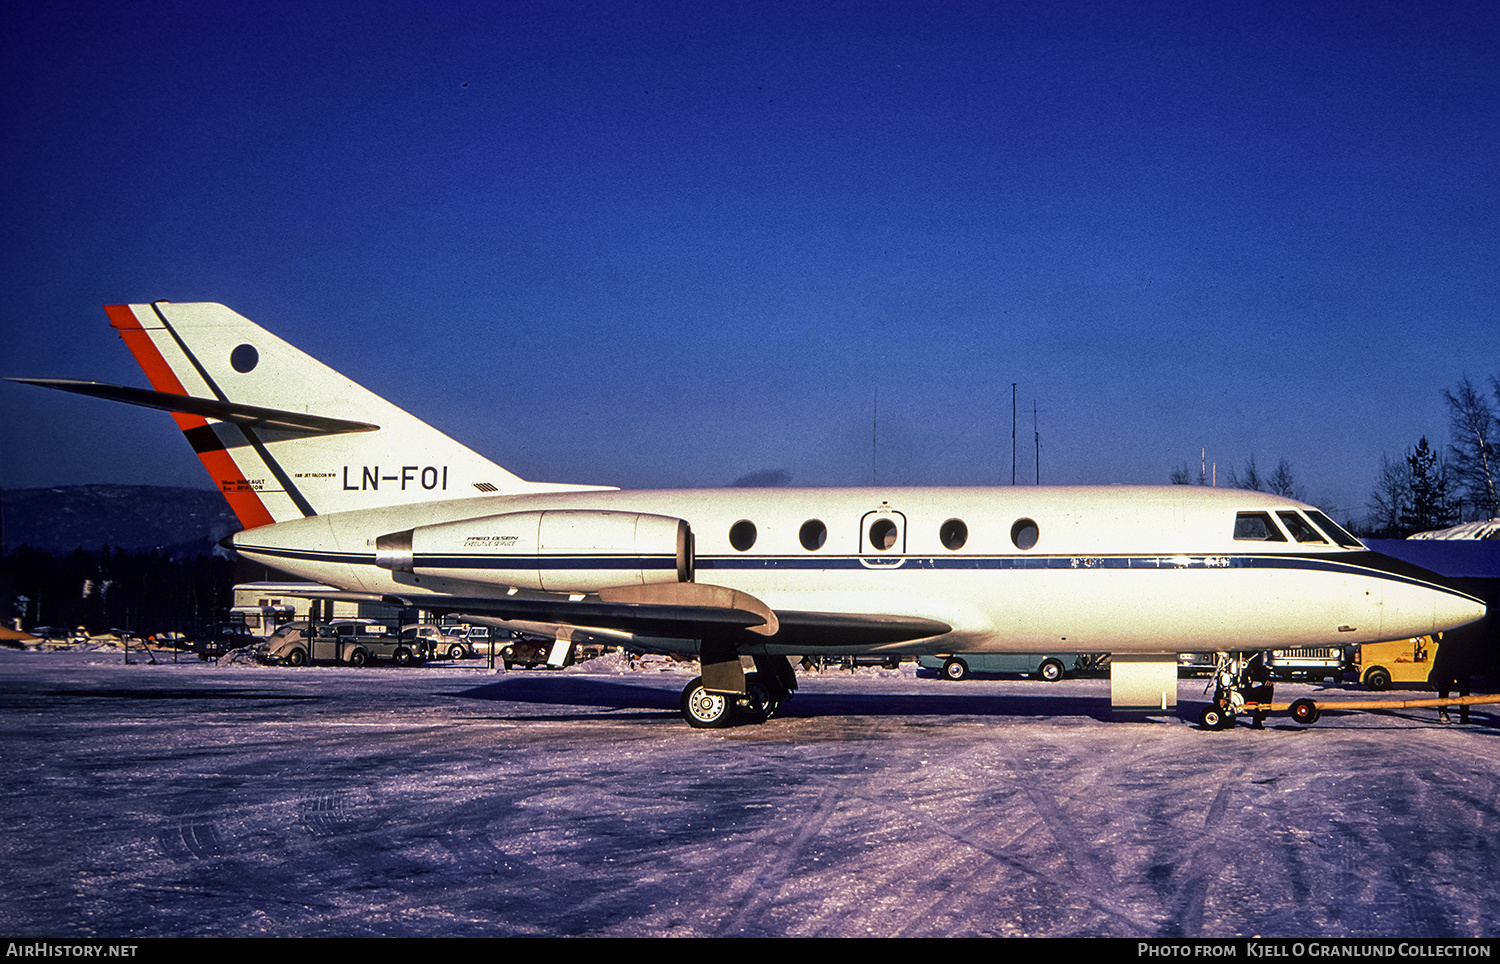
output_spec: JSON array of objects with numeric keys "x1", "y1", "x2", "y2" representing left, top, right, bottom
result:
[
  {"x1": 1289, "y1": 698, "x2": 1321, "y2": 726},
  {"x1": 737, "y1": 672, "x2": 780, "y2": 724},
  {"x1": 943, "y1": 658, "x2": 970, "y2": 681},
  {"x1": 681, "y1": 677, "x2": 734, "y2": 728}
]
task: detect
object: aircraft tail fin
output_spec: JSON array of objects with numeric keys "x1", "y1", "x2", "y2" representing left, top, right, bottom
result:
[{"x1": 95, "y1": 302, "x2": 577, "y2": 528}]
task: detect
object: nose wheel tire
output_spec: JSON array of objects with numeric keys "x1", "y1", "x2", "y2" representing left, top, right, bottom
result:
[
  {"x1": 681, "y1": 677, "x2": 734, "y2": 728},
  {"x1": 1199, "y1": 706, "x2": 1231, "y2": 730}
]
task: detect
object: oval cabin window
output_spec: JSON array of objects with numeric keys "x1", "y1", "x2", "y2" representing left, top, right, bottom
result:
[{"x1": 729, "y1": 519, "x2": 757, "y2": 551}]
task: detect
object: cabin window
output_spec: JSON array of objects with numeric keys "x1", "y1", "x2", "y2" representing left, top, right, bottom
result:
[
  {"x1": 1010, "y1": 518, "x2": 1039, "y2": 550},
  {"x1": 729, "y1": 519, "x2": 757, "y2": 551},
  {"x1": 1233, "y1": 512, "x2": 1287, "y2": 542},
  {"x1": 799, "y1": 519, "x2": 827, "y2": 551},
  {"x1": 1305, "y1": 510, "x2": 1364, "y2": 548},
  {"x1": 1277, "y1": 511, "x2": 1327, "y2": 544},
  {"x1": 868, "y1": 518, "x2": 899, "y2": 551},
  {"x1": 940, "y1": 518, "x2": 968, "y2": 550}
]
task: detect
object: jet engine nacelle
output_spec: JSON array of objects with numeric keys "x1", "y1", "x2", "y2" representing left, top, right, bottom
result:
[{"x1": 375, "y1": 509, "x2": 692, "y2": 593}]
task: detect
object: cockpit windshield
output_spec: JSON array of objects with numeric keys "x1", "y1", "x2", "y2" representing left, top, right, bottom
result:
[
  {"x1": 1304, "y1": 510, "x2": 1364, "y2": 548},
  {"x1": 1277, "y1": 511, "x2": 1327, "y2": 544}
]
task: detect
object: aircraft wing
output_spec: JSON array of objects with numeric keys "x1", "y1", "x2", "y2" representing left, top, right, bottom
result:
[
  {"x1": 383, "y1": 589, "x2": 951, "y2": 650},
  {"x1": 769, "y1": 610, "x2": 954, "y2": 649},
  {"x1": 383, "y1": 591, "x2": 771, "y2": 640},
  {"x1": 10, "y1": 378, "x2": 379, "y2": 437}
]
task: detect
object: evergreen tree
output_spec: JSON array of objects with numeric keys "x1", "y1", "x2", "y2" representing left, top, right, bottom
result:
[{"x1": 1400, "y1": 436, "x2": 1456, "y2": 534}]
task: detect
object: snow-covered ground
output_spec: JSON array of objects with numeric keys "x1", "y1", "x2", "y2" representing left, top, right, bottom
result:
[{"x1": 1, "y1": 649, "x2": 1496, "y2": 938}]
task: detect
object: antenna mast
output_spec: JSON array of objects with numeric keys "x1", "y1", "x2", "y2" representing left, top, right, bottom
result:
[{"x1": 1033, "y1": 401, "x2": 1041, "y2": 485}]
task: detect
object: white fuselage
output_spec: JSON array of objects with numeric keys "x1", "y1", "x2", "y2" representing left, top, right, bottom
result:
[{"x1": 232, "y1": 484, "x2": 1485, "y2": 656}]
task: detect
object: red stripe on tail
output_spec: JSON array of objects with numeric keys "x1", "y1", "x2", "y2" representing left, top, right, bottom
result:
[{"x1": 105, "y1": 304, "x2": 276, "y2": 530}]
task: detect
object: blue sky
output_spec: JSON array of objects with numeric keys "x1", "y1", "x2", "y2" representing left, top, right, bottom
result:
[{"x1": 3, "y1": 0, "x2": 1496, "y2": 523}]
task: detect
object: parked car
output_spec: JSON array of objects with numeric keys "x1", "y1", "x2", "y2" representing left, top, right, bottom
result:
[
  {"x1": 148, "y1": 631, "x2": 193, "y2": 651},
  {"x1": 1266, "y1": 646, "x2": 1344, "y2": 682},
  {"x1": 88, "y1": 628, "x2": 146, "y2": 647},
  {"x1": 499, "y1": 632, "x2": 562, "y2": 669},
  {"x1": 838, "y1": 655, "x2": 905, "y2": 670},
  {"x1": 917, "y1": 653, "x2": 1104, "y2": 681},
  {"x1": 1177, "y1": 653, "x2": 1217, "y2": 677},
  {"x1": 438, "y1": 623, "x2": 494, "y2": 656},
  {"x1": 401, "y1": 623, "x2": 468, "y2": 660},
  {"x1": 29, "y1": 626, "x2": 85, "y2": 643},
  {"x1": 258, "y1": 620, "x2": 424, "y2": 667}
]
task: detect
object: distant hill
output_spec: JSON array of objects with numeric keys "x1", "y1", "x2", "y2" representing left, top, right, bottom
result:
[{"x1": 1, "y1": 485, "x2": 240, "y2": 557}]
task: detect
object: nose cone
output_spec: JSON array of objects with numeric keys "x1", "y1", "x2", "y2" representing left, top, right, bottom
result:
[
  {"x1": 1435, "y1": 587, "x2": 1487, "y2": 634},
  {"x1": 1379, "y1": 576, "x2": 1487, "y2": 640},
  {"x1": 1356, "y1": 548, "x2": 1488, "y2": 640}
]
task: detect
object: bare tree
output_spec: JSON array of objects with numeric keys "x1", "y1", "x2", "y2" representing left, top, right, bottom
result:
[
  {"x1": 1227, "y1": 454, "x2": 1303, "y2": 501},
  {"x1": 1443, "y1": 375, "x2": 1499, "y2": 521},
  {"x1": 1368, "y1": 452, "x2": 1412, "y2": 538},
  {"x1": 1267, "y1": 457, "x2": 1304, "y2": 501},
  {"x1": 1227, "y1": 455, "x2": 1264, "y2": 491}
]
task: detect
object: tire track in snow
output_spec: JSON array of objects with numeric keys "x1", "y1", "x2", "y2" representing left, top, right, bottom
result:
[{"x1": 991, "y1": 739, "x2": 1167, "y2": 934}]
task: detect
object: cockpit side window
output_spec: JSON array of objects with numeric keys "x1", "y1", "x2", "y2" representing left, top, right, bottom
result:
[
  {"x1": 1277, "y1": 511, "x2": 1327, "y2": 544},
  {"x1": 1305, "y1": 510, "x2": 1365, "y2": 549},
  {"x1": 1233, "y1": 511, "x2": 1287, "y2": 542}
]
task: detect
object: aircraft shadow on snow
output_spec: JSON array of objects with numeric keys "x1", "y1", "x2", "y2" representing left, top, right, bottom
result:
[{"x1": 447, "y1": 675, "x2": 1172, "y2": 724}]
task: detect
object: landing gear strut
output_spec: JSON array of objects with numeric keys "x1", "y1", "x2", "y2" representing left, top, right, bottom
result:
[{"x1": 1200, "y1": 654, "x2": 1247, "y2": 730}]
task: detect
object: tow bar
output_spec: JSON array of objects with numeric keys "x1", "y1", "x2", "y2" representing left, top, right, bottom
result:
[{"x1": 1238, "y1": 693, "x2": 1500, "y2": 727}]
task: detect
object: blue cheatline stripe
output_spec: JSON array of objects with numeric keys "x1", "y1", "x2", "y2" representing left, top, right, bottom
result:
[{"x1": 230, "y1": 546, "x2": 1478, "y2": 600}]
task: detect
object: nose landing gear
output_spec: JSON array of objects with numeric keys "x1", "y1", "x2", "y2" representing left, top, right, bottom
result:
[{"x1": 1199, "y1": 654, "x2": 1250, "y2": 730}]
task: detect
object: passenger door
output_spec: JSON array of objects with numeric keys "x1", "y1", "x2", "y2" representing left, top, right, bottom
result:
[{"x1": 859, "y1": 506, "x2": 906, "y2": 568}]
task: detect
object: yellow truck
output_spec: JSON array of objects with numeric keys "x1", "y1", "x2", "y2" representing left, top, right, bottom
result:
[{"x1": 1354, "y1": 636, "x2": 1436, "y2": 691}]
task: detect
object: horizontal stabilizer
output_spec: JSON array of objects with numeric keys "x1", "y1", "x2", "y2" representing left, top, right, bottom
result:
[{"x1": 11, "y1": 378, "x2": 379, "y2": 437}]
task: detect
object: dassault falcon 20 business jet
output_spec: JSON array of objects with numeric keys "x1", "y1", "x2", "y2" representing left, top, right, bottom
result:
[{"x1": 18, "y1": 302, "x2": 1486, "y2": 727}]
